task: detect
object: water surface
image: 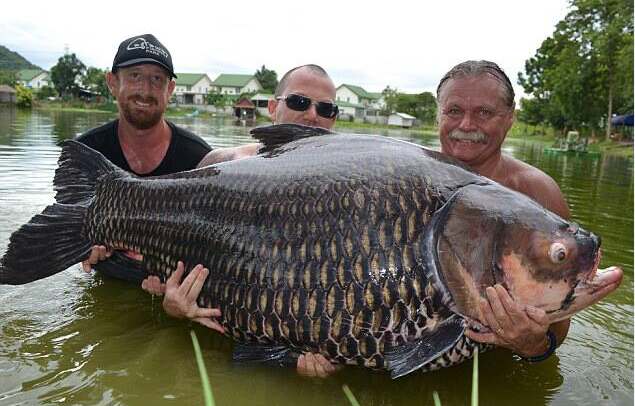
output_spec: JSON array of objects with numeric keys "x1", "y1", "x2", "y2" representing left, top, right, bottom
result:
[{"x1": 0, "y1": 108, "x2": 632, "y2": 405}]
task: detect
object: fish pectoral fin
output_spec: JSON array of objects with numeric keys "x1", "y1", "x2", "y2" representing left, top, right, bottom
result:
[
  {"x1": 92, "y1": 251, "x2": 147, "y2": 283},
  {"x1": 385, "y1": 315, "x2": 465, "y2": 379},
  {"x1": 232, "y1": 343, "x2": 300, "y2": 368}
]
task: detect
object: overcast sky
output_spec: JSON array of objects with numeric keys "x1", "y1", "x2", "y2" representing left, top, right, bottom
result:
[{"x1": 2, "y1": 0, "x2": 570, "y2": 100}]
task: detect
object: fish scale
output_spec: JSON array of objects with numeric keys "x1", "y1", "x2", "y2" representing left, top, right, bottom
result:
[
  {"x1": 2, "y1": 124, "x2": 610, "y2": 378},
  {"x1": 84, "y1": 157, "x2": 455, "y2": 368}
]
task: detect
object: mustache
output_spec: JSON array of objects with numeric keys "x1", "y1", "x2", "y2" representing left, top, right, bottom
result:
[{"x1": 448, "y1": 129, "x2": 487, "y2": 144}]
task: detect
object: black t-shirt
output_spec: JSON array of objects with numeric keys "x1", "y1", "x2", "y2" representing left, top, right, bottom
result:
[
  {"x1": 75, "y1": 119, "x2": 211, "y2": 176},
  {"x1": 74, "y1": 119, "x2": 211, "y2": 283}
]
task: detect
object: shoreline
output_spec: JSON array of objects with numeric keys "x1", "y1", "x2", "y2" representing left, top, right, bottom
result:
[{"x1": 8, "y1": 103, "x2": 633, "y2": 158}]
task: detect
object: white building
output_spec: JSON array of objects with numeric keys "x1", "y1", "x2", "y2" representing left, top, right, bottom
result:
[
  {"x1": 336, "y1": 84, "x2": 385, "y2": 110},
  {"x1": 336, "y1": 100, "x2": 366, "y2": 121},
  {"x1": 388, "y1": 112, "x2": 416, "y2": 128},
  {"x1": 250, "y1": 93, "x2": 273, "y2": 117},
  {"x1": 173, "y1": 73, "x2": 214, "y2": 105},
  {"x1": 213, "y1": 74, "x2": 262, "y2": 95},
  {"x1": 17, "y1": 69, "x2": 50, "y2": 89}
]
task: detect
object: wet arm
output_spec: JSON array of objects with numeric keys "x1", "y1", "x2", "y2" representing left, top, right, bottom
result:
[{"x1": 197, "y1": 143, "x2": 261, "y2": 168}]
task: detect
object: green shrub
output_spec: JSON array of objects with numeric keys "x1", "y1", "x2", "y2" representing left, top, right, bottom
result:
[{"x1": 15, "y1": 84, "x2": 33, "y2": 108}]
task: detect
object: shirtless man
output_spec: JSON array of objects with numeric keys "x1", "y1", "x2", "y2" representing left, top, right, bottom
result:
[
  {"x1": 436, "y1": 60, "x2": 570, "y2": 361},
  {"x1": 197, "y1": 64, "x2": 337, "y2": 166}
]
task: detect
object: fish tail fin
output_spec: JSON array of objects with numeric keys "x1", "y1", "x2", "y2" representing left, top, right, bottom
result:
[
  {"x1": 0, "y1": 203, "x2": 91, "y2": 284},
  {"x1": 1, "y1": 140, "x2": 127, "y2": 285},
  {"x1": 54, "y1": 140, "x2": 129, "y2": 204}
]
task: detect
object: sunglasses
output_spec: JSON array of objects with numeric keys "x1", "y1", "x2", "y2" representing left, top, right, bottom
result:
[{"x1": 276, "y1": 94, "x2": 339, "y2": 119}]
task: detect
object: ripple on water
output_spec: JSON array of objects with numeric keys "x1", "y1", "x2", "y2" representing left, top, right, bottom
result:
[{"x1": 0, "y1": 111, "x2": 632, "y2": 406}]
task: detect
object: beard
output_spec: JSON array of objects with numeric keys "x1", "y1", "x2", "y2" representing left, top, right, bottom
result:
[{"x1": 119, "y1": 96, "x2": 163, "y2": 130}]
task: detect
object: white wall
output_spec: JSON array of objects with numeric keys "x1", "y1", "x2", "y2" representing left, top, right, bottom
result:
[
  {"x1": 241, "y1": 78, "x2": 262, "y2": 93},
  {"x1": 193, "y1": 76, "x2": 213, "y2": 94},
  {"x1": 336, "y1": 86, "x2": 359, "y2": 104},
  {"x1": 218, "y1": 86, "x2": 238, "y2": 95},
  {"x1": 388, "y1": 114, "x2": 414, "y2": 127}
]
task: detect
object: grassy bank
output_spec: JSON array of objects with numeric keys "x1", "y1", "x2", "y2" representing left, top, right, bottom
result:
[
  {"x1": 30, "y1": 103, "x2": 633, "y2": 158},
  {"x1": 36, "y1": 100, "x2": 118, "y2": 114},
  {"x1": 587, "y1": 139, "x2": 634, "y2": 158},
  {"x1": 508, "y1": 122, "x2": 633, "y2": 158}
]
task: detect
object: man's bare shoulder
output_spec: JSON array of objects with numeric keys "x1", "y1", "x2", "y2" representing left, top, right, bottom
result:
[
  {"x1": 197, "y1": 143, "x2": 261, "y2": 168},
  {"x1": 503, "y1": 156, "x2": 570, "y2": 218}
]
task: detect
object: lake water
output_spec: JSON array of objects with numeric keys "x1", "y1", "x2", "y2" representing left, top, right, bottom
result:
[{"x1": 0, "y1": 108, "x2": 632, "y2": 406}]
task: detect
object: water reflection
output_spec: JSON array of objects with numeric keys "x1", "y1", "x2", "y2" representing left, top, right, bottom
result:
[{"x1": 0, "y1": 109, "x2": 632, "y2": 406}]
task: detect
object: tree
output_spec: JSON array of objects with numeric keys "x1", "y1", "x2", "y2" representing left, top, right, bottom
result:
[
  {"x1": 0, "y1": 70, "x2": 17, "y2": 86},
  {"x1": 254, "y1": 65, "x2": 278, "y2": 93},
  {"x1": 518, "y1": 0, "x2": 633, "y2": 138},
  {"x1": 380, "y1": 86, "x2": 436, "y2": 123},
  {"x1": 381, "y1": 85, "x2": 399, "y2": 115},
  {"x1": 413, "y1": 92, "x2": 437, "y2": 124},
  {"x1": 15, "y1": 84, "x2": 33, "y2": 108},
  {"x1": 83, "y1": 67, "x2": 109, "y2": 97},
  {"x1": 206, "y1": 89, "x2": 228, "y2": 108},
  {"x1": 36, "y1": 85, "x2": 57, "y2": 100},
  {"x1": 50, "y1": 53, "x2": 86, "y2": 99}
]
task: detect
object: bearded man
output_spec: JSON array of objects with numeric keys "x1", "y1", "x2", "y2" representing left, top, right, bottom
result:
[{"x1": 76, "y1": 34, "x2": 211, "y2": 281}]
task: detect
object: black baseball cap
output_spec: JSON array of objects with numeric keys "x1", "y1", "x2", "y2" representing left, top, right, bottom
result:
[{"x1": 112, "y1": 34, "x2": 177, "y2": 78}]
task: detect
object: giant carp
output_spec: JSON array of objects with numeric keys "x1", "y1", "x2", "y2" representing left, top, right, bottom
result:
[{"x1": 0, "y1": 124, "x2": 623, "y2": 378}]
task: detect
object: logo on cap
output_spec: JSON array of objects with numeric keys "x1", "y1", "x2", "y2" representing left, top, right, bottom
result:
[{"x1": 126, "y1": 37, "x2": 169, "y2": 59}]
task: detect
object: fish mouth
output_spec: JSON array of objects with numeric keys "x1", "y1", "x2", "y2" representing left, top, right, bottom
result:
[
  {"x1": 575, "y1": 256, "x2": 623, "y2": 296},
  {"x1": 550, "y1": 249, "x2": 623, "y2": 318}
]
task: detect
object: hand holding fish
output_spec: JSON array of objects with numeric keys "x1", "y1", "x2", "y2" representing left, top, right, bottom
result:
[
  {"x1": 141, "y1": 275, "x2": 165, "y2": 295},
  {"x1": 81, "y1": 245, "x2": 112, "y2": 273},
  {"x1": 163, "y1": 262, "x2": 341, "y2": 378},
  {"x1": 162, "y1": 261, "x2": 225, "y2": 335},
  {"x1": 297, "y1": 353, "x2": 341, "y2": 378},
  {"x1": 465, "y1": 284, "x2": 556, "y2": 358}
]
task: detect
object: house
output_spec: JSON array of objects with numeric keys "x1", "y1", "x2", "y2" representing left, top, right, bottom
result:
[
  {"x1": 16, "y1": 69, "x2": 50, "y2": 89},
  {"x1": 388, "y1": 112, "x2": 416, "y2": 128},
  {"x1": 336, "y1": 84, "x2": 385, "y2": 112},
  {"x1": 0, "y1": 85, "x2": 17, "y2": 103},
  {"x1": 336, "y1": 100, "x2": 366, "y2": 121},
  {"x1": 250, "y1": 93, "x2": 273, "y2": 117},
  {"x1": 213, "y1": 74, "x2": 262, "y2": 95},
  {"x1": 234, "y1": 98, "x2": 256, "y2": 120},
  {"x1": 173, "y1": 73, "x2": 214, "y2": 105}
]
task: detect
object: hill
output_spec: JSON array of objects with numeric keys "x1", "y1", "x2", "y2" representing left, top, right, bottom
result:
[{"x1": 0, "y1": 45, "x2": 40, "y2": 71}]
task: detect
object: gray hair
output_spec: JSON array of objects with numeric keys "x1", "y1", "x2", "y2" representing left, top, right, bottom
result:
[
  {"x1": 436, "y1": 60, "x2": 515, "y2": 108},
  {"x1": 275, "y1": 64, "x2": 331, "y2": 97}
]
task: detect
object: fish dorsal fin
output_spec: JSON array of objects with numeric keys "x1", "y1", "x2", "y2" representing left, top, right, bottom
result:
[
  {"x1": 250, "y1": 123, "x2": 333, "y2": 153},
  {"x1": 385, "y1": 314, "x2": 465, "y2": 379}
]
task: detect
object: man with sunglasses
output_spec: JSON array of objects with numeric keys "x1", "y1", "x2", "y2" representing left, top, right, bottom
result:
[
  {"x1": 194, "y1": 64, "x2": 338, "y2": 165},
  {"x1": 143, "y1": 64, "x2": 341, "y2": 377},
  {"x1": 436, "y1": 60, "x2": 571, "y2": 363}
]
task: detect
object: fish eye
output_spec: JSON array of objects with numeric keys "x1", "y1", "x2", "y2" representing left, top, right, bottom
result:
[{"x1": 549, "y1": 242, "x2": 567, "y2": 264}]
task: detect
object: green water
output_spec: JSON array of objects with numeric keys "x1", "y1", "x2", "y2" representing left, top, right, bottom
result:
[{"x1": 0, "y1": 108, "x2": 632, "y2": 406}]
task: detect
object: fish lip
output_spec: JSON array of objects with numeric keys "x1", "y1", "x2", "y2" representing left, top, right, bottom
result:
[
  {"x1": 584, "y1": 248, "x2": 602, "y2": 283},
  {"x1": 576, "y1": 266, "x2": 623, "y2": 294},
  {"x1": 572, "y1": 247, "x2": 622, "y2": 298}
]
